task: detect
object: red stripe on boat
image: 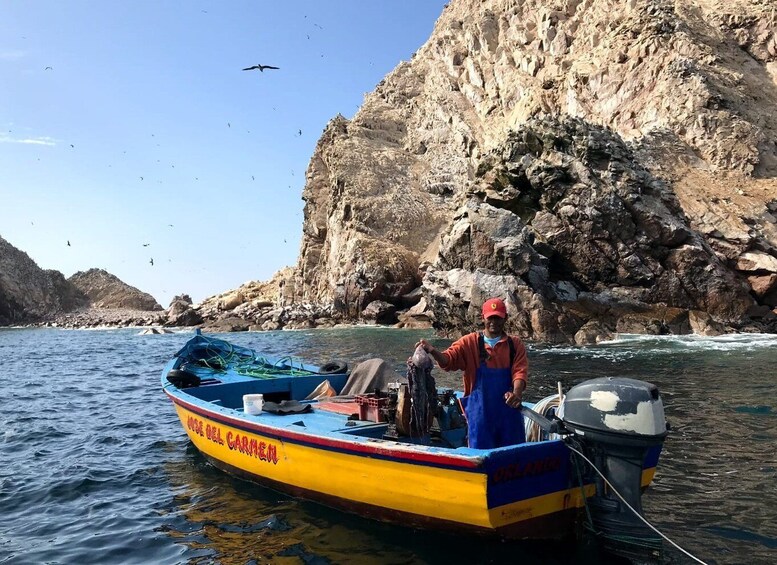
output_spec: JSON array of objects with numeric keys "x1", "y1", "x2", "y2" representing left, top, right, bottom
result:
[{"x1": 166, "y1": 391, "x2": 481, "y2": 469}]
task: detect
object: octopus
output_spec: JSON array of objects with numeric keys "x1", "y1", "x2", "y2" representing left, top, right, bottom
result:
[{"x1": 406, "y1": 346, "x2": 437, "y2": 437}]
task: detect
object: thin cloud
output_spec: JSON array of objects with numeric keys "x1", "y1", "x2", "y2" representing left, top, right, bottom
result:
[
  {"x1": 0, "y1": 134, "x2": 57, "y2": 146},
  {"x1": 0, "y1": 50, "x2": 27, "y2": 60}
]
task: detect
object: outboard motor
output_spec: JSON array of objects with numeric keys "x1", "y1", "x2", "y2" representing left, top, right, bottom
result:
[{"x1": 561, "y1": 377, "x2": 669, "y2": 560}]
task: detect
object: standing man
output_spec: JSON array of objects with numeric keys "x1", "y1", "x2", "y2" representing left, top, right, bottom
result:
[{"x1": 415, "y1": 297, "x2": 527, "y2": 449}]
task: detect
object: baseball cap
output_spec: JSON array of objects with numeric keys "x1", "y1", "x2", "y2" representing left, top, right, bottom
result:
[{"x1": 482, "y1": 298, "x2": 507, "y2": 319}]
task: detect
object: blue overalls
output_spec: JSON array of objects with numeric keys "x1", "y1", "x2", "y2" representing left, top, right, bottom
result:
[{"x1": 460, "y1": 334, "x2": 525, "y2": 449}]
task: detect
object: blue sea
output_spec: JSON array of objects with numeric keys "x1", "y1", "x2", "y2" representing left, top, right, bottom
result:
[{"x1": 1, "y1": 327, "x2": 776, "y2": 564}]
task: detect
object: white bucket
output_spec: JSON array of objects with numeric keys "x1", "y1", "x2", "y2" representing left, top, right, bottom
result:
[{"x1": 243, "y1": 394, "x2": 264, "y2": 415}]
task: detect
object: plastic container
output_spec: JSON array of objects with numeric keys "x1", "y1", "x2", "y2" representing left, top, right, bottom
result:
[
  {"x1": 355, "y1": 394, "x2": 389, "y2": 422},
  {"x1": 243, "y1": 394, "x2": 264, "y2": 415}
]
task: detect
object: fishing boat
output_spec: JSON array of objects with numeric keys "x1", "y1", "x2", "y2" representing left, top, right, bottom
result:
[{"x1": 162, "y1": 330, "x2": 669, "y2": 560}]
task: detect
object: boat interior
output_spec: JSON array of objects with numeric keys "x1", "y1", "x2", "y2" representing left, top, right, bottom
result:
[{"x1": 167, "y1": 334, "x2": 557, "y2": 449}]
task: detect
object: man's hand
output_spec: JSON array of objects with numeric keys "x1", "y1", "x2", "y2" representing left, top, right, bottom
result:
[
  {"x1": 415, "y1": 339, "x2": 447, "y2": 367},
  {"x1": 504, "y1": 380, "x2": 526, "y2": 409},
  {"x1": 504, "y1": 391, "x2": 523, "y2": 408}
]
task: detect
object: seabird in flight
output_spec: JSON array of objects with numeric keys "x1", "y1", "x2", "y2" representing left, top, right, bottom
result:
[
  {"x1": 149, "y1": 258, "x2": 154, "y2": 266},
  {"x1": 242, "y1": 64, "x2": 279, "y2": 72},
  {"x1": 67, "y1": 240, "x2": 71, "y2": 246}
]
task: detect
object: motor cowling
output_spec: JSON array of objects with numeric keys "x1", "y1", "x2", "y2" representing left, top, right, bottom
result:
[{"x1": 561, "y1": 377, "x2": 669, "y2": 561}]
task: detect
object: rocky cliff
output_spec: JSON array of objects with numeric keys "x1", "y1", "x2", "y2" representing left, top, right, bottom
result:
[
  {"x1": 0, "y1": 236, "x2": 162, "y2": 326},
  {"x1": 290, "y1": 0, "x2": 777, "y2": 342},
  {"x1": 0, "y1": 235, "x2": 88, "y2": 325},
  {"x1": 9, "y1": 0, "x2": 776, "y2": 341},
  {"x1": 68, "y1": 269, "x2": 161, "y2": 311}
]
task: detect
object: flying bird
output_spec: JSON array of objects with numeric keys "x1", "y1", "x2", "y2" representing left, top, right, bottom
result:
[
  {"x1": 149, "y1": 258, "x2": 154, "y2": 266},
  {"x1": 67, "y1": 240, "x2": 71, "y2": 246},
  {"x1": 242, "y1": 64, "x2": 279, "y2": 72},
  {"x1": 44, "y1": 66, "x2": 53, "y2": 70},
  {"x1": 142, "y1": 243, "x2": 150, "y2": 247}
]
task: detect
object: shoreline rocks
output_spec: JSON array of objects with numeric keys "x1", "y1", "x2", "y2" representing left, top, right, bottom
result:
[
  {"x1": 32, "y1": 296, "x2": 777, "y2": 346},
  {"x1": 44, "y1": 307, "x2": 167, "y2": 329}
]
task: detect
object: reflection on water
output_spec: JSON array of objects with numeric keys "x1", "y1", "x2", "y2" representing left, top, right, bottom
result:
[{"x1": 161, "y1": 446, "x2": 607, "y2": 565}]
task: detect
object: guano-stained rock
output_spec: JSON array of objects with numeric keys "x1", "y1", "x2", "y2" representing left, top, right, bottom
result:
[{"x1": 285, "y1": 0, "x2": 777, "y2": 342}]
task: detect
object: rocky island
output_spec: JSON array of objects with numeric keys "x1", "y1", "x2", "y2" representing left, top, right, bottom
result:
[{"x1": 2, "y1": 0, "x2": 776, "y2": 344}]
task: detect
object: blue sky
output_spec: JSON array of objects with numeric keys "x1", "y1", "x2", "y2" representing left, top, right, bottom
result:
[{"x1": 0, "y1": 1, "x2": 448, "y2": 307}]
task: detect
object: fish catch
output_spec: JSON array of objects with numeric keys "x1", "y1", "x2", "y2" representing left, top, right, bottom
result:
[{"x1": 406, "y1": 345, "x2": 436, "y2": 437}]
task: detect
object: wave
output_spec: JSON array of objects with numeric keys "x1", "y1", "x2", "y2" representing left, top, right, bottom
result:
[
  {"x1": 600, "y1": 332, "x2": 777, "y2": 350},
  {"x1": 530, "y1": 333, "x2": 777, "y2": 362}
]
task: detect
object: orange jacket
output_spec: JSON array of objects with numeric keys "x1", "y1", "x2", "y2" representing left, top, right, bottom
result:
[{"x1": 438, "y1": 332, "x2": 528, "y2": 396}]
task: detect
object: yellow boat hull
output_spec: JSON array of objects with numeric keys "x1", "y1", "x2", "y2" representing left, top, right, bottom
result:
[{"x1": 171, "y1": 397, "x2": 657, "y2": 539}]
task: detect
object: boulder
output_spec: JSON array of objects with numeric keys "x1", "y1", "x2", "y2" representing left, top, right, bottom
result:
[{"x1": 362, "y1": 300, "x2": 398, "y2": 324}]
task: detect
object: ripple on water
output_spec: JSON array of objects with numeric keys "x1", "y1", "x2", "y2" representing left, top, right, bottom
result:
[
  {"x1": 3, "y1": 327, "x2": 777, "y2": 564},
  {"x1": 732, "y1": 405, "x2": 774, "y2": 415}
]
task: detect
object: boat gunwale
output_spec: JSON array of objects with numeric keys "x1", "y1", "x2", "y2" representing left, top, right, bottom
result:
[{"x1": 164, "y1": 386, "x2": 493, "y2": 470}]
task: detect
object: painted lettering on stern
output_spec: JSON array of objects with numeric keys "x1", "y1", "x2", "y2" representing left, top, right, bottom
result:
[
  {"x1": 500, "y1": 506, "x2": 533, "y2": 520},
  {"x1": 492, "y1": 456, "x2": 562, "y2": 484},
  {"x1": 226, "y1": 431, "x2": 279, "y2": 465}
]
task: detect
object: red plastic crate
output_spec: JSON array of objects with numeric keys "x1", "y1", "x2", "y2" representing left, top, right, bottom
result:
[{"x1": 355, "y1": 394, "x2": 389, "y2": 422}]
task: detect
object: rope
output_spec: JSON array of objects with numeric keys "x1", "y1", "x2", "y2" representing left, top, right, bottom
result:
[
  {"x1": 565, "y1": 442, "x2": 709, "y2": 565},
  {"x1": 570, "y1": 443, "x2": 596, "y2": 530},
  {"x1": 524, "y1": 393, "x2": 563, "y2": 442}
]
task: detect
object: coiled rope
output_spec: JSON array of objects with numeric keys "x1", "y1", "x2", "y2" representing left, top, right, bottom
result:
[{"x1": 524, "y1": 393, "x2": 563, "y2": 442}]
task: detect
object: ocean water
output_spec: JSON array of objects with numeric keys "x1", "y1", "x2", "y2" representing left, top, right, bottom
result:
[{"x1": 1, "y1": 327, "x2": 776, "y2": 565}]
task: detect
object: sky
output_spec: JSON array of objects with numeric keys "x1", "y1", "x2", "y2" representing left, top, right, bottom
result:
[{"x1": 0, "y1": 1, "x2": 449, "y2": 307}]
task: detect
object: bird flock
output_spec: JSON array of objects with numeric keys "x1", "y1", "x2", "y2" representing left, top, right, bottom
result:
[{"x1": 43, "y1": 10, "x2": 326, "y2": 274}]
